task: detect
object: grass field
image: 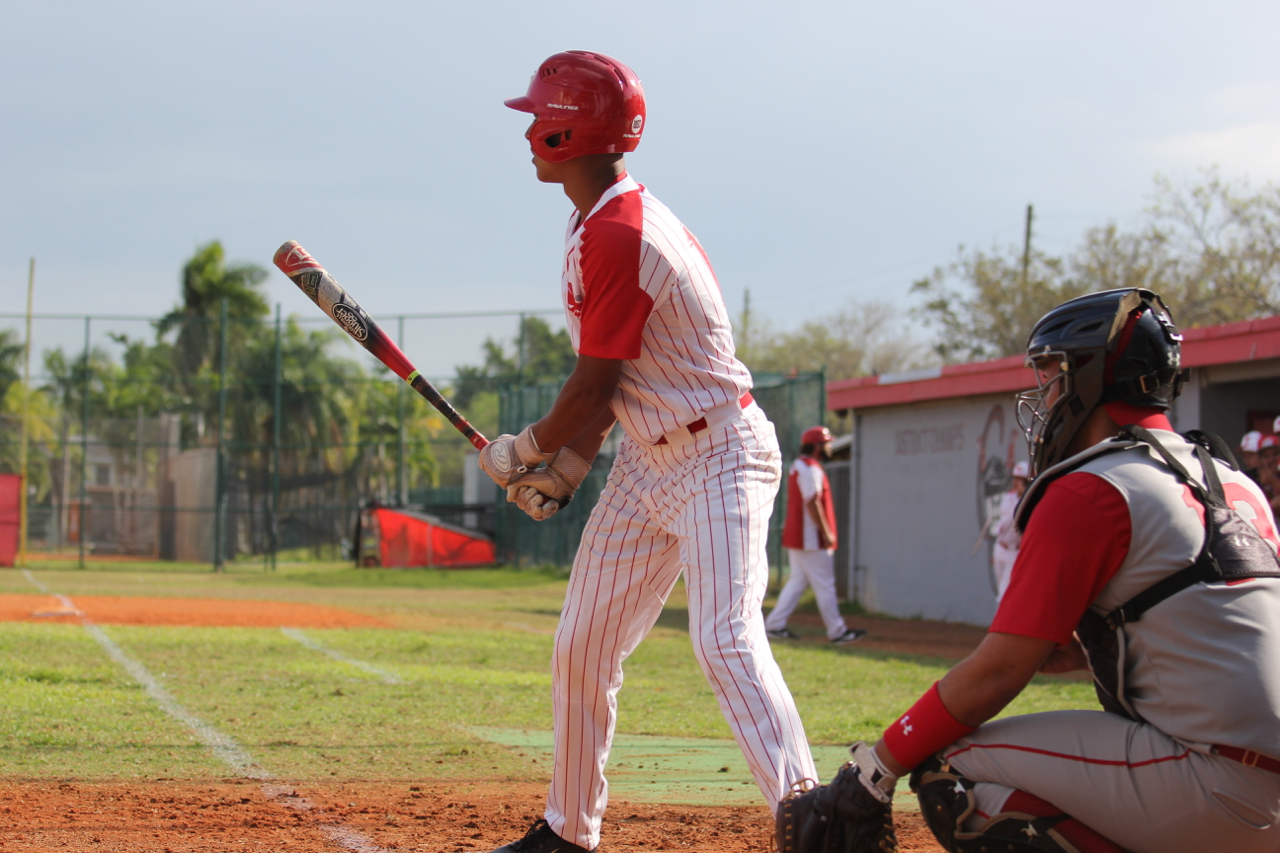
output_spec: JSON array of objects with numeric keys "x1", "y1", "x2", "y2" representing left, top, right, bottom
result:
[{"x1": 0, "y1": 560, "x2": 1098, "y2": 851}]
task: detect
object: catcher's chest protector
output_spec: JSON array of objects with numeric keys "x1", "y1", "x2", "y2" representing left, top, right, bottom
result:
[{"x1": 1068, "y1": 428, "x2": 1280, "y2": 720}]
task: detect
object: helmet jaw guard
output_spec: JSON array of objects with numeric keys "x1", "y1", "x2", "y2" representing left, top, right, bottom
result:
[
  {"x1": 505, "y1": 51, "x2": 646, "y2": 165},
  {"x1": 1016, "y1": 289, "x2": 1184, "y2": 477}
]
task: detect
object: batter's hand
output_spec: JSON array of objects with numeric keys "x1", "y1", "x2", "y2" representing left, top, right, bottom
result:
[
  {"x1": 506, "y1": 447, "x2": 590, "y2": 521},
  {"x1": 478, "y1": 425, "x2": 551, "y2": 488}
]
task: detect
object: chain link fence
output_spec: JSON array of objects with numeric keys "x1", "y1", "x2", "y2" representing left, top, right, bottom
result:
[
  {"x1": 2, "y1": 308, "x2": 825, "y2": 576},
  {"x1": 0, "y1": 309, "x2": 528, "y2": 569}
]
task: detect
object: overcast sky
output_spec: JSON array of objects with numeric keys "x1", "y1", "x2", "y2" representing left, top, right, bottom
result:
[{"x1": 2, "y1": 0, "x2": 1278, "y2": 379}]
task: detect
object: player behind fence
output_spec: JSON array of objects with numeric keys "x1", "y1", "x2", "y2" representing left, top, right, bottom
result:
[
  {"x1": 777, "y1": 288, "x2": 1280, "y2": 853},
  {"x1": 477, "y1": 50, "x2": 818, "y2": 853}
]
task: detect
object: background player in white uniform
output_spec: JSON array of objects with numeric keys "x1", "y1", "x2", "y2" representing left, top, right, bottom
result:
[
  {"x1": 988, "y1": 460, "x2": 1028, "y2": 602},
  {"x1": 785, "y1": 289, "x2": 1280, "y2": 853},
  {"x1": 478, "y1": 51, "x2": 817, "y2": 853},
  {"x1": 765, "y1": 425, "x2": 864, "y2": 644}
]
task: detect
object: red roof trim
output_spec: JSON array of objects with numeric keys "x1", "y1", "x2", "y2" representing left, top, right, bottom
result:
[{"x1": 829, "y1": 315, "x2": 1280, "y2": 412}]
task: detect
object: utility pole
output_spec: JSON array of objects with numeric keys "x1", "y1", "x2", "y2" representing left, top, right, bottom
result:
[
  {"x1": 214, "y1": 298, "x2": 228, "y2": 572},
  {"x1": 1021, "y1": 204, "x2": 1034, "y2": 288},
  {"x1": 18, "y1": 259, "x2": 34, "y2": 566}
]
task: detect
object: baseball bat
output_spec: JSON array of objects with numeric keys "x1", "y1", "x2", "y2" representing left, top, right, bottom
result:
[{"x1": 272, "y1": 240, "x2": 488, "y2": 450}]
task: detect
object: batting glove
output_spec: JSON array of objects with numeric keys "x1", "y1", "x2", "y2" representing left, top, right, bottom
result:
[
  {"x1": 478, "y1": 425, "x2": 551, "y2": 488},
  {"x1": 507, "y1": 447, "x2": 590, "y2": 521}
]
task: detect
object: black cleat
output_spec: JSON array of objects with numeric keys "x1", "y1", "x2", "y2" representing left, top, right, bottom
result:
[
  {"x1": 490, "y1": 819, "x2": 593, "y2": 853},
  {"x1": 831, "y1": 628, "x2": 866, "y2": 645}
]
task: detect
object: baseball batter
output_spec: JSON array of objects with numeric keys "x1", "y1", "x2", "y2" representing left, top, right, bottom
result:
[
  {"x1": 780, "y1": 289, "x2": 1280, "y2": 853},
  {"x1": 477, "y1": 51, "x2": 817, "y2": 853}
]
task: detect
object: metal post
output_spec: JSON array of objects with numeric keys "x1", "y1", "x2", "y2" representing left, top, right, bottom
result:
[
  {"x1": 516, "y1": 313, "x2": 526, "y2": 384},
  {"x1": 18, "y1": 259, "x2": 34, "y2": 566},
  {"x1": 396, "y1": 315, "x2": 406, "y2": 507},
  {"x1": 851, "y1": 410, "x2": 863, "y2": 606},
  {"x1": 213, "y1": 298, "x2": 228, "y2": 571},
  {"x1": 818, "y1": 366, "x2": 827, "y2": 426},
  {"x1": 271, "y1": 304, "x2": 281, "y2": 572},
  {"x1": 1021, "y1": 204, "x2": 1034, "y2": 288},
  {"x1": 79, "y1": 317, "x2": 90, "y2": 569}
]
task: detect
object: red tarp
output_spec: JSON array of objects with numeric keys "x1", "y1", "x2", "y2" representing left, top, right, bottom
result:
[
  {"x1": 362, "y1": 506, "x2": 495, "y2": 568},
  {"x1": 0, "y1": 474, "x2": 20, "y2": 567}
]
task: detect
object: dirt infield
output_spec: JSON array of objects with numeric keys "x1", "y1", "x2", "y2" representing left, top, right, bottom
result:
[
  {"x1": 0, "y1": 592, "x2": 985, "y2": 657},
  {"x1": 0, "y1": 780, "x2": 946, "y2": 852},
  {"x1": 0, "y1": 594, "x2": 965, "y2": 850},
  {"x1": 0, "y1": 594, "x2": 388, "y2": 629}
]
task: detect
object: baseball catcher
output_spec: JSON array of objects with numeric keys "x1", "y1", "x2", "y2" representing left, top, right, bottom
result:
[{"x1": 779, "y1": 288, "x2": 1280, "y2": 853}]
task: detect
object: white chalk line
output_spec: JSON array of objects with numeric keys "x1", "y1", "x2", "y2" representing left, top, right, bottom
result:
[
  {"x1": 20, "y1": 570, "x2": 395, "y2": 853},
  {"x1": 280, "y1": 627, "x2": 404, "y2": 685}
]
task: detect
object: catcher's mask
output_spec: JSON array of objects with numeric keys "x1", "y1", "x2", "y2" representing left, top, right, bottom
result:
[{"x1": 1016, "y1": 288, "x2": 1184, "y2": 477}]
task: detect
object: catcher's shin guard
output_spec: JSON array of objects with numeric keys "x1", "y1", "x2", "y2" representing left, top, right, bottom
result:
[{"x1": 909, "y1": 754, "x2": 1082, "y2": 853}]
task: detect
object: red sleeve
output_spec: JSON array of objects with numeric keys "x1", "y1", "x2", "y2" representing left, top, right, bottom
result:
[
  {"x1": 577, "y1": 191, "x2": 653, "y2": 360},
  {"x1": 989, "y1": 472, "x2": 1131, "y2": 645}
]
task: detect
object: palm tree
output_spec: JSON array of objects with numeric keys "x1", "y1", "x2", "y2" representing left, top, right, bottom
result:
[{"x1": 156, "y1": 241, "x2": 269, "y2": 381}]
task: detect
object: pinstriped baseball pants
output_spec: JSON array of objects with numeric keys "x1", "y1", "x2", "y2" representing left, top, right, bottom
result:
[{"x1": 544, "y1": 404, "x2": 818, "y2": 849}]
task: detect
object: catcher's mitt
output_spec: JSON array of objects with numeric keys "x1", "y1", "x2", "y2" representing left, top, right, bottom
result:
[{"x1": 776, "y1": 748, "x2": 898, "y2": 853}]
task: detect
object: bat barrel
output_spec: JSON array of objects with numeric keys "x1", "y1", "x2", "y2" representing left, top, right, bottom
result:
[{"x1": 274, "y1": 240, "x2": 489, "y2": 451}]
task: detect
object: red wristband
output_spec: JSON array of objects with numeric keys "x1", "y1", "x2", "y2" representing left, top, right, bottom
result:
[{"x1": 881, "y1": 682, "x2": 977, "y2": 771}]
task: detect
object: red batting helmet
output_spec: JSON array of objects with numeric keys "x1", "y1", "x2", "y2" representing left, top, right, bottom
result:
[
  {"x1": 802, "y1": 426, "x2": 833, "y2": 446},
  {"x1": 504, "y1": 51, "x2": 646, "y2": 164}
]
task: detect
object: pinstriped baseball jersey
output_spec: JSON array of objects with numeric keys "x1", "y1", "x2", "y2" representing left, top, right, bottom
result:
[{"x1": 561, "y1": 173, "x2": 752, "y2": 444}]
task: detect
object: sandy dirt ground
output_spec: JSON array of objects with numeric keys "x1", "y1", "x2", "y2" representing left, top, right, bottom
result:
[
  {"x1": 1, "y1": 594, "x2": 964, "y2": 851},
  {"x1": 0, "y1": 781, "x2": 949, "y2": 852}
]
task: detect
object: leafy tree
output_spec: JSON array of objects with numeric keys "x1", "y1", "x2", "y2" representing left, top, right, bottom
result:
[
  {"x1": 912, "y1": 171, "x2": 1280, "y2": 362},
  {"x1": 910, "y1": 248, "x2": 1087, "y2": 362},
  {"x1": 452, "y1": 316, "x2": 575, "y2": 408},
  {"x1": 735, "y1": 295, "x2": 931, "y2": 381},
  {"x1": 156, "y1": 241, "x2": 269, "y2": 381},
  {"x1": 1146, "y1": 170, "x2": 1280, "y2": 324},
  {"x1": 0, "y1": 329, "x2": 21, "y2": 402}
]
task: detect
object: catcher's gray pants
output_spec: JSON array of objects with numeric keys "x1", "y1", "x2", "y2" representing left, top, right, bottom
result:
[
  {"x1": 946, "y1": 710, "x2": 1280, "y2": 853},
  {"x1": 544, "y1": 405, "x2": 817, "y2": 849}
]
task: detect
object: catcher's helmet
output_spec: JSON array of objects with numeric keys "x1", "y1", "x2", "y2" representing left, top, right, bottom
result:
[
  {"x1": 1016, "y1": 288, "x2": 1184, "y2": 477},
  {"x1": 801, "y1": 426, "x2": 833, "y2": 446},
  {"x1": 505, "y1": 51, "x2": 646, "y2": 164}
]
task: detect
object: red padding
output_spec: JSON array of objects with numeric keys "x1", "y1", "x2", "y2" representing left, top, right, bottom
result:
[
  {"x1": 0, "y1": 474, "x2": 20, "y2": 567},
  {"x1": 373, "y1": 507, "x2": 495, "y2": 568}
]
